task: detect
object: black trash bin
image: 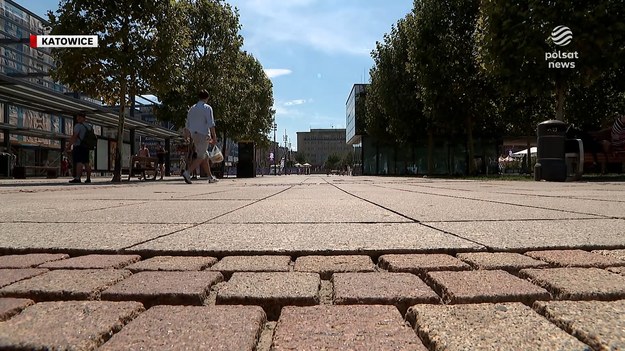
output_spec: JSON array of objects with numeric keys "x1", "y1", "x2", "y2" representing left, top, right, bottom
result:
[
  {"x1": 0, "y1": 153, "x2": 10, "y2": 177},
  {"x1": 535, "y1": 120, "x2": 568, "y2": 182},
  {"x1": 237, "y1": 141, "x2": 255, "y2": 178}
]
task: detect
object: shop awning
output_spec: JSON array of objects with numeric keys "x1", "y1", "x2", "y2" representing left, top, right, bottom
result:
[{"x1": 0, "y1": 73, "x2": 180, "y2": 140}]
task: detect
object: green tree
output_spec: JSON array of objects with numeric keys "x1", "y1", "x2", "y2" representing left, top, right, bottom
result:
[
  {"x1": 48, "y1": 0, "x2": 187, "y2": 182},
  {"x1": 478, "y1": 1, "x2": 625, "y2": 122},
  {"x1": 407, "y1": 0, "x2": 488, "y2": 175},
  {"x1": 324, "y1": 154, "x2": 341, "y2": 171},
  {"x1": 294, "y1": 153, "x2": 307, "y2": 165},
  {"x1": 369, "y1": 16, "x2": 424, "y2": 146},
  {"x1": 155, "y1": 0, "x2": 274, "y2": 159}
]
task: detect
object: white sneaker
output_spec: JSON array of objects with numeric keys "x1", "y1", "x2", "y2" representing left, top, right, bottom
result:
[
  {"x1": 182, "y1": 170, "x2": 192, "y2": 184},
  {"x1": 209, "y1": 177, "x2": 219, "y2": 183}
]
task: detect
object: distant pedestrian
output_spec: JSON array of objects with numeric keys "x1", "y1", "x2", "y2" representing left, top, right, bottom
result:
[
  {"x1": 156, "y1": 142, "x2": 167, "y2": 180},
  {"x1": 65, "y1": 112, "x2": 92, "y2": 183},
  {"x1": 611, "y1": 113, "x2": 625, "y2": 151},
  {"x1": 181, "y1": 89, "x2": 218, "y2": 184},
  {"x1": 138, "y1": 144, "x2": 150, "y2": 157}
]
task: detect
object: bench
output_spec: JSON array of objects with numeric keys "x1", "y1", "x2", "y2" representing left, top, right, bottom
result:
[
  {"x1": 583, "y1": 151, "x2": 625, "y2": 174},
  {"x1": 127, "y1": 156, "x2": 158, "y2": 181}
]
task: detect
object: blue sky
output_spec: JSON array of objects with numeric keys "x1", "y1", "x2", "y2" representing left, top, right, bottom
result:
[{"x1": 15, "y1": 0, "x2": 414, "y2": 151}]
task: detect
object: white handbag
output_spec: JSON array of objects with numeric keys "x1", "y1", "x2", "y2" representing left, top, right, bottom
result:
[{"x1": 207, "y1": 145, "x2": 224, "y2": 163}]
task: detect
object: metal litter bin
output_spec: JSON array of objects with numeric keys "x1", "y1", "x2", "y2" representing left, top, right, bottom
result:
[
  {"x1": 237, "y1": 141, "x2": 255, "y2": 178},
  {"x1": 535, "y1": 120, "x2": 567, "y2": 182}
]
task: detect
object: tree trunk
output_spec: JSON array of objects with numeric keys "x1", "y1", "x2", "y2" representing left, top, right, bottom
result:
[
  {"x1": 219, "y1": 131, "x2": 227, "y2": 177},
  {"x1": 555, "y1": 78, "x2": 567, "y2": 121},
  {"x1": 466, "y1": 115, "x2": 475, "y2": 175},
  {"x1": 112, "y1": 80, "x2": 127, "y2": 183},
  {"x1": 427, "y1": 129, "x2": 434, "y2": 175}
]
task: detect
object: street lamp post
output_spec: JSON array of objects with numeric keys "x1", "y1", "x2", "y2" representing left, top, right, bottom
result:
[{"x1": 273, "y1": 122, "x2": 277, "y2": 175}]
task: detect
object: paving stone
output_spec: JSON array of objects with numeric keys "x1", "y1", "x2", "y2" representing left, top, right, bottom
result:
[
  {"x1": 427, "y1": 270, "x2": 551, "y2": 304},
  {"x1": 273, "y1": 305, "x2": 427, "y2": 351},
  {"x1": 0, "y1": 300, "x2": 144, "y2": 350},
  {"x1": 534, "y1": 300, "x2": 625, "y2": 351},
  {"x1": 520, "y1": 267, "x2": 625, "y2": 300},
  {"x1": 210, "y1": 255, "x2": 291, "y2": 279},
  {"x1": 294, "y1": 255, "x2": 375, "y2": 279},
  {"x1": 0, "y1": 298, "x2": 34, "y2": 321},
  {"x1": 99, "y1": 305, "x2": 266, "y2": 351},
  {"x1": 38, "y1": 254, "x2": 142, "y2": 269},
  {"x1": 0, "y1": 253, "x2": 69, "y2": 268},
  {"x1": 217, "y1": 272, "x2": 320, "y2": 320},
  {"x1": 0, "y1": 269, "x2": 132, "y2": 301},
  {"x1": 592, "y1": 249, "x2": 625, "y2": 261},
  {"x1": 124, "y1": 255, "x2": 218, "y2": 272},
  {"x1": 379, "y1": 254, "x2": 471, "y2": 278},
  {"x1": 525, "y1": 249, "x2": 625, "y2": 268},
  {"x1": 456, "y1": 252, "x2": 549, "y2": 272},
  {"x1": 408, "y1": 303, "x2": 590, "y2": 351},
  {"x1": 0, "y1": 268, "x2": 48, "y2": 288},
  {"x1": 101, "y1": 271, "x2": 223, "y2": 306},
  {"x1": 608, "y1": 267, "x2": 625, "y2": 276},
  {"x1": 333, "y1": 273, "x2": 440, "y2": 315}
]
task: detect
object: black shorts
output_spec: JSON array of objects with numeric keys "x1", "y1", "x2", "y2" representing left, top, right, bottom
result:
[
  {"x1": 157, "y1": 155, "x2": 165, "y2": 164},
  {"x1": 72, "y1": 145, "x2": 89, "y2": 164}
]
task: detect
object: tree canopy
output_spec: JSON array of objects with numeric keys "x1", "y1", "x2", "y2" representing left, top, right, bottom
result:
[
  {"x1": 48, "y1": 0, "x2": 275, "y2": 180},
  {"x1": 364, "y1": 0, "x2": 625, "y2": 175}
]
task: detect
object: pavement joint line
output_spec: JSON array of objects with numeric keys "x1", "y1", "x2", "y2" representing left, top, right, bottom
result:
[
  {"x1": 377, "y1": 184, "x2": 615, "y2": 219},
  {"x1": 326, "y1": 180, "x2": 423, "y2": 223},
  {"x1": 421, "y1": 217, "x2": 611, "y2": 223},
  {"x1": 392, "y1": 183, "x2": 625, "y2": 203},
  {"x1": 120, "y1": 185, "x2": 296, "y2": 251},
  {"x1": 256, "y1": 321, "x2": 277, "y2": 351}
]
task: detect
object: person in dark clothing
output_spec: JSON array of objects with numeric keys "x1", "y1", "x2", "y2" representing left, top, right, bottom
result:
[
  {"x1": 156, "y1": 143, "x2": 167, "y2": 180},
  {"x1": 65, "y1": 112, "x2": 93, "y2": 183}
]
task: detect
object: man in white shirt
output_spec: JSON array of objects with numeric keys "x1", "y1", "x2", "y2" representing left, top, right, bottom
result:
[{"x1": 182, "y1": 90, "x2": 217, "y2": 184}]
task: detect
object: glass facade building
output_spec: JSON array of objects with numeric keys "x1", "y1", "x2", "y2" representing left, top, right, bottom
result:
[{"x1": 345, "y1": 83, "x2": 500, "y2": 176}]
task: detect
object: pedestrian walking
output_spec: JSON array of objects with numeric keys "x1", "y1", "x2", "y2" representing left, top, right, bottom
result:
[
  {"x1": 182, "y1": 89, "x2": 218, "y2": 184},
  {"x1": 65, "y1": 112, "x2": 92, "y2": 183},
  {"x1": 156, "y1": 142, "x2": 167, "y2": 180}
]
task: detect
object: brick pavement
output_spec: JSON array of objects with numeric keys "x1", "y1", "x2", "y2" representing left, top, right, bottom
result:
[{"x1": 0, "y1": 176, "x2": 624, "y2": 349}]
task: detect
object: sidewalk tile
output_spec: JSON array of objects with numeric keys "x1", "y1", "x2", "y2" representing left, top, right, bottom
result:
[
  {"x1": 273, "y1": 305, "x2": 427, "y2": 351},
  {"x1": 0, "y1": 268, "x2": 48, "y2": 288},
  {"x1": 592, "y1": 249, "x2": 625, "y2": 261},
  {"x1": 0, "y1": 301, "x2": 144, "y2": 351},
  {"x1": 124, "y1": 256, "x2": 218, "y2": 273},
  {"x1": 101, "y1": 271, "x2": 223, "y2": 306},
  {"x1": 525, "y1": 249, "x2": 625, "y2": 268},
  {"x1": 38, "y1": 254, "x2": 141, "y2": 269},
  {"x1": 294, "y1": 255, "x2": 375, "y2": 279},
  {"x1": 534, "y1": 300, "x2": 625, "y2": 351},
  {"x1": 457, "y1": 252, "x2": 549, "y2": 272},
  {"x1": 0, "y1": 253, "x2": 68, "y2": 268},
  {"x1": 333, "y1": 272, "x2": 440, "y2": 315},
  {"x1": 99, "y1": 305, "x2": 265, "y2": 351},
  {"x1": 520, "y1": 267, "x2": 625, "y2": 300},
  {"x1": 0, "y1": 298, "x2": 34, "y2": 321},
  {"x1": 0, "y1": 269, "x2": 131, "y2": 301},
  {"x1": 379, "y1": 254, "x2": 471, "y2": 277},
  {"x1": 427, "y1": 270, "x2": 551, "y2": 304},
  {"x1": 217, "y1": 272, "x2": 320, "y2": 320},
  {"x1": 210, "y1": 255, "x2": 291, "y2": 279},
  {"x1": 408, "y1": 303, "x2": 590, "y2": 351}
]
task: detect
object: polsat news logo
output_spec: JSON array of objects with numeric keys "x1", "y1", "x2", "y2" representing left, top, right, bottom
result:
[{"x1": 29, "y1": 34, "x2": 98, "y2": 48}]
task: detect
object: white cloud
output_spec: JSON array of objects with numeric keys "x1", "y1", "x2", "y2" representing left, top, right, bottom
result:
[
  {"x1": 265, "y1": 68, "x2": 292, "y2": 78},
  {"x1": 284, "y1": 99, "x2": 306, "y2": 106},
  {"x1": 231, "y1": 0, "x2": 390, "y2": 56}
]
